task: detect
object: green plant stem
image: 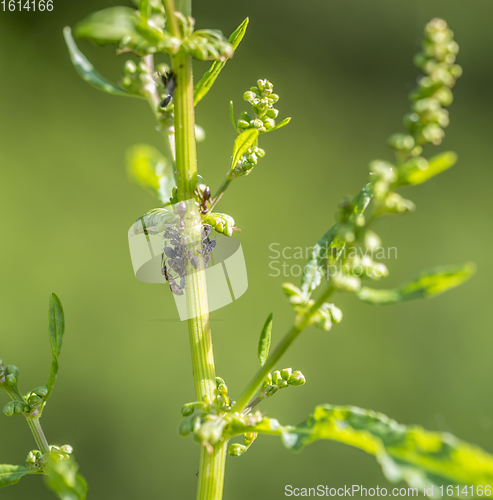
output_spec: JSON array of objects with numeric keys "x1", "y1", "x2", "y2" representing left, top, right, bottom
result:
[
  {"x1": 197, "y1": 441, "x2": 228, "y2": 500},
  {"x1": 164, "y1": 1, "x2": 226, "y2": 498},
  {"x1": 210, "y1": 176, "x2": 232, "y2": 212},
  {"x1": 234, "y1": 286, "x2": 335, "y2": 412},
  {"x1": 26, "y1": 416, "x2": 50, "y2": 455}
]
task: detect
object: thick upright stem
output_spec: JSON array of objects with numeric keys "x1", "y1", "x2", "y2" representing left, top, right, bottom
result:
[{"x1": 164, "y1": 1, "x2": 227, "y2": 497}]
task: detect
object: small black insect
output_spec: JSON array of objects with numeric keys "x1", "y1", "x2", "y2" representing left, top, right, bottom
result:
[
  {"x1": 202, "y1": 224, "x2": 212, "y2": 239},
  {"x1": 190, "y1": 255, "x2": 199, "y2": 269},
  {"x1": 159, "y1": 71, "x2": 176, "y2": 108},
  {"x1": 161, "y1": 264, "x2": 169, "y2": 281}
]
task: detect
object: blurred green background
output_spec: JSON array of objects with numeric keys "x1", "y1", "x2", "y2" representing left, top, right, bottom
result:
[{"x1": 1, "y1": 0, "x2": 492, "y2": 498}]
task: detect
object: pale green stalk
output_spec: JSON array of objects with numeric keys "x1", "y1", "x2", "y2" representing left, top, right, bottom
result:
[{"x1": 163, "y1": 1, "x2": 227, "y2": 498}]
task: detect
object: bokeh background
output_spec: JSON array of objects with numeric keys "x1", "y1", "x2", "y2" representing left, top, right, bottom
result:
[{"x1": 1, "y1": 0, "x2": 492, "y2": 498}]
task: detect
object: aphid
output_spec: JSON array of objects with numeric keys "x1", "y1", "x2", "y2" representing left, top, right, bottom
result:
[
  {"x1": 159, "y1": 70, "x2": 176, "y2": 108},
  {"x1": 204, "y1": 255, "x2": 211, "y2": 267},
  {"x1": 190, "y1": 255, "x2": 199, "y2": 269},
  {"x1": 180, "y1": 276, "x2": 186, "y2": 289},
  {"x1": 169, "y1": 281, "x2": 184, "y2": 296},
  {"x1": 202, "y1": 238, "x2": 216, "y2": 255},
  {"x1": 163, "y1": 246, "x2": 177, "y2": 259},
  {"x1": 202, "y1": 224, "x2": 212, "y2": 239}
]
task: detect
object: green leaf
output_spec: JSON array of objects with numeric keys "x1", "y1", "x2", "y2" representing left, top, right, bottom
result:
[
  {"x1": 45, "y1": 454, "x2": 87, "y2": 500},
  {"x1": 398, "y1": 152, "x2": 458, "y2": 186},
  {"x1": 263, "y1": 117, "x2": 291, "y2": 133},
  {"x1": 126, "y1": 144, "x2": 175, "y2": 204},
  {"x1": 357, "y1": 263, "x2": 475, "y2": 305},
  {"x1": 63, "y1": 27, "x2": 134, "y2": 98},
  {"x1": 74, "y1": 7, "x2": 169, "y2": 56},
  {"x1": 0, "y1": 465, "x2": 36, "y2": 488},
  {"x1": 301, "y1": 184, "x2": 372, "y2": 297},
  {"x1": 74, "y1": 7, "x2": 138, "y2": 46},
  {"x1": 258, "y1": 313, "x2": 273, "y2": 366},
  {"x1": 194, "y1": 18, "x2": 249, "y2": 105},
  {"x1": 280, "y1": 405, "x2": 493, "y2": 492},
  {"x1": 45, "y1": 293, "x2": 65, "y2": 400},
  {"x1": 139, "y1": 0, "x2": 151, "y2": 23},
  {"x1": 229, "y1": 101, "x2": 237, "y2": 132},
  {"x1": 230, "y1": 129, "x2": 259, "y2": 171}
]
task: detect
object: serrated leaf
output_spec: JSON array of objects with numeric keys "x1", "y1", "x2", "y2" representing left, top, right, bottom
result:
[
  {"x1": 126, "y1": 144, "x2": 175, "y2": 204},
  {"x1": 63, "y1": 27, "x2": 135, "y2": 98},
  {"x1": 398, "y1": 151, "x2": 457, "y2": 186},
  {"x1": 45, "y1": 454, "x2": 87, "y2": 500},
  {"x1": 263, "y1": 117, "x2": 291, "y2": 133},
  {"x1": 0, "y1": 465, "x2": 37, "y2": 488},
  {"x1": 301, "y1": 184, "x2": 372, "y2": 297},
  {"x1": 258, "y1": 313, "x2": 273, "y2": 366},
  {"x1": 45, "y1": 293, "x2": 65, "y2": 400},
  {"x1": 357, "y1": 263, "x2": 475, "y2": 305},
  {"x1": 280, "y1": 405, "x2": 493, "y2": 493},
  {"x1": 230, "y1": 129, "x2": 258, "y2": 171},
  {"x1": 194, "y1": 18, "x2": 249, "y2": 105}
]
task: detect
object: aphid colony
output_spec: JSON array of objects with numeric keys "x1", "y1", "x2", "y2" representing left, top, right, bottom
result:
[{"x1": 161, "y1": 201, "x2": 216, "y2": 295}]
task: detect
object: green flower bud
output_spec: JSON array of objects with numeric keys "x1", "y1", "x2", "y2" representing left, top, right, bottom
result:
[
  {"x1": 3, "y1": 401, "x2": 15, "y2": 417},
  {"x1": 267, "y1": 93, "x2": 279, "y2": 103},
  {"x1": 243, "y1": 91, "x2": 256, "y2": 102},
  {"x1": 228, "y1": 443, "x2": 247, "y2": 457},
  {"x1": 5, "y1": 365, "x2": 19, "y2": 379},
  {"x1": 263, "y1": 118, "x2": 275, "y2": 130},
  {"x1": 333, "y1": 274, "x2": 361, "y2": 293},
  {"x1": 262, "y1": 385, "x2": 279, "y2": 398},
  {"x1": 5, "y1": 374, "x2": 17, "y2": 388},
  {"x1": 288, "y1": 371, "x2": 306, "y2": 386},
  {"x1": 363, "y1": 230, "x2": 382, "y2": 251},
  {"x1": 60, "y1": 445, "x2": 73, "y2": 455},
  {"x1": 262, "y1": 373, "x2": 272, "y2": 389},
  {"x1": 237, "y1": 119, "x2": 250, "y2": 129},
  {"x1": 29, "y1": 395, "x2": 42, "y2": 406},
  {"x1": 181, "y1": 403, "x2": 195, "y2": 417},
  {"x1": 281, "y1": 368, "x2": 292, "y2": 381},
  {"x1": 124, "y1": 60, "x2": 137, "y2": 74},
  {"x1": 26, "y1": 451, "x2": 37, "y2": 464},
  {"x1": 14, "y1": 401, "x2": 26, "y2": 414},
  {"x1": 278, "y1": 380, "x2": 288, "y2": 388},
  {"x1": 179, "y1": 417, "x2": 193, "y2": 436},
  {"x1": 272, "y1": 370, "x2": 282, "y2": 385},
  {"x1": 388, "y1": 133, "x2": 415, "y2": 152},
  {"x1": 31, "y1": 386, "x2": 46, "y2": 398},
  {"x1": 265, "y1": 108, "x2": 279, "y2": 119},
  {"x1": 384, "y1": 192, "x2": 416, "y2": 214}
]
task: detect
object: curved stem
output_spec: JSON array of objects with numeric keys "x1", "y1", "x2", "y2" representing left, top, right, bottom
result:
[{"x1": 233, "y1": 286, "x2": 335, "y2": 412}]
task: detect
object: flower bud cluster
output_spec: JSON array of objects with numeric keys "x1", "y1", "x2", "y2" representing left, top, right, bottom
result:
[
  {"x1": 230, "y1": 79, "x2": 281, "y2": 178},
  {"x1": 391, "y1": 18, "x2": 461, "y2": 159},
  {"x1": 260, "y1": 367, "x2": 307, "y2": 398},
  {"x1": 26, "y1": 445, "x2": 73, "y2": 472},
  {"x1": 179, "y1": 397, "x2": 264, "y2": 452},
  {"x1": 282, "y1": 283, "x2": 343, "y2": 333}
]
